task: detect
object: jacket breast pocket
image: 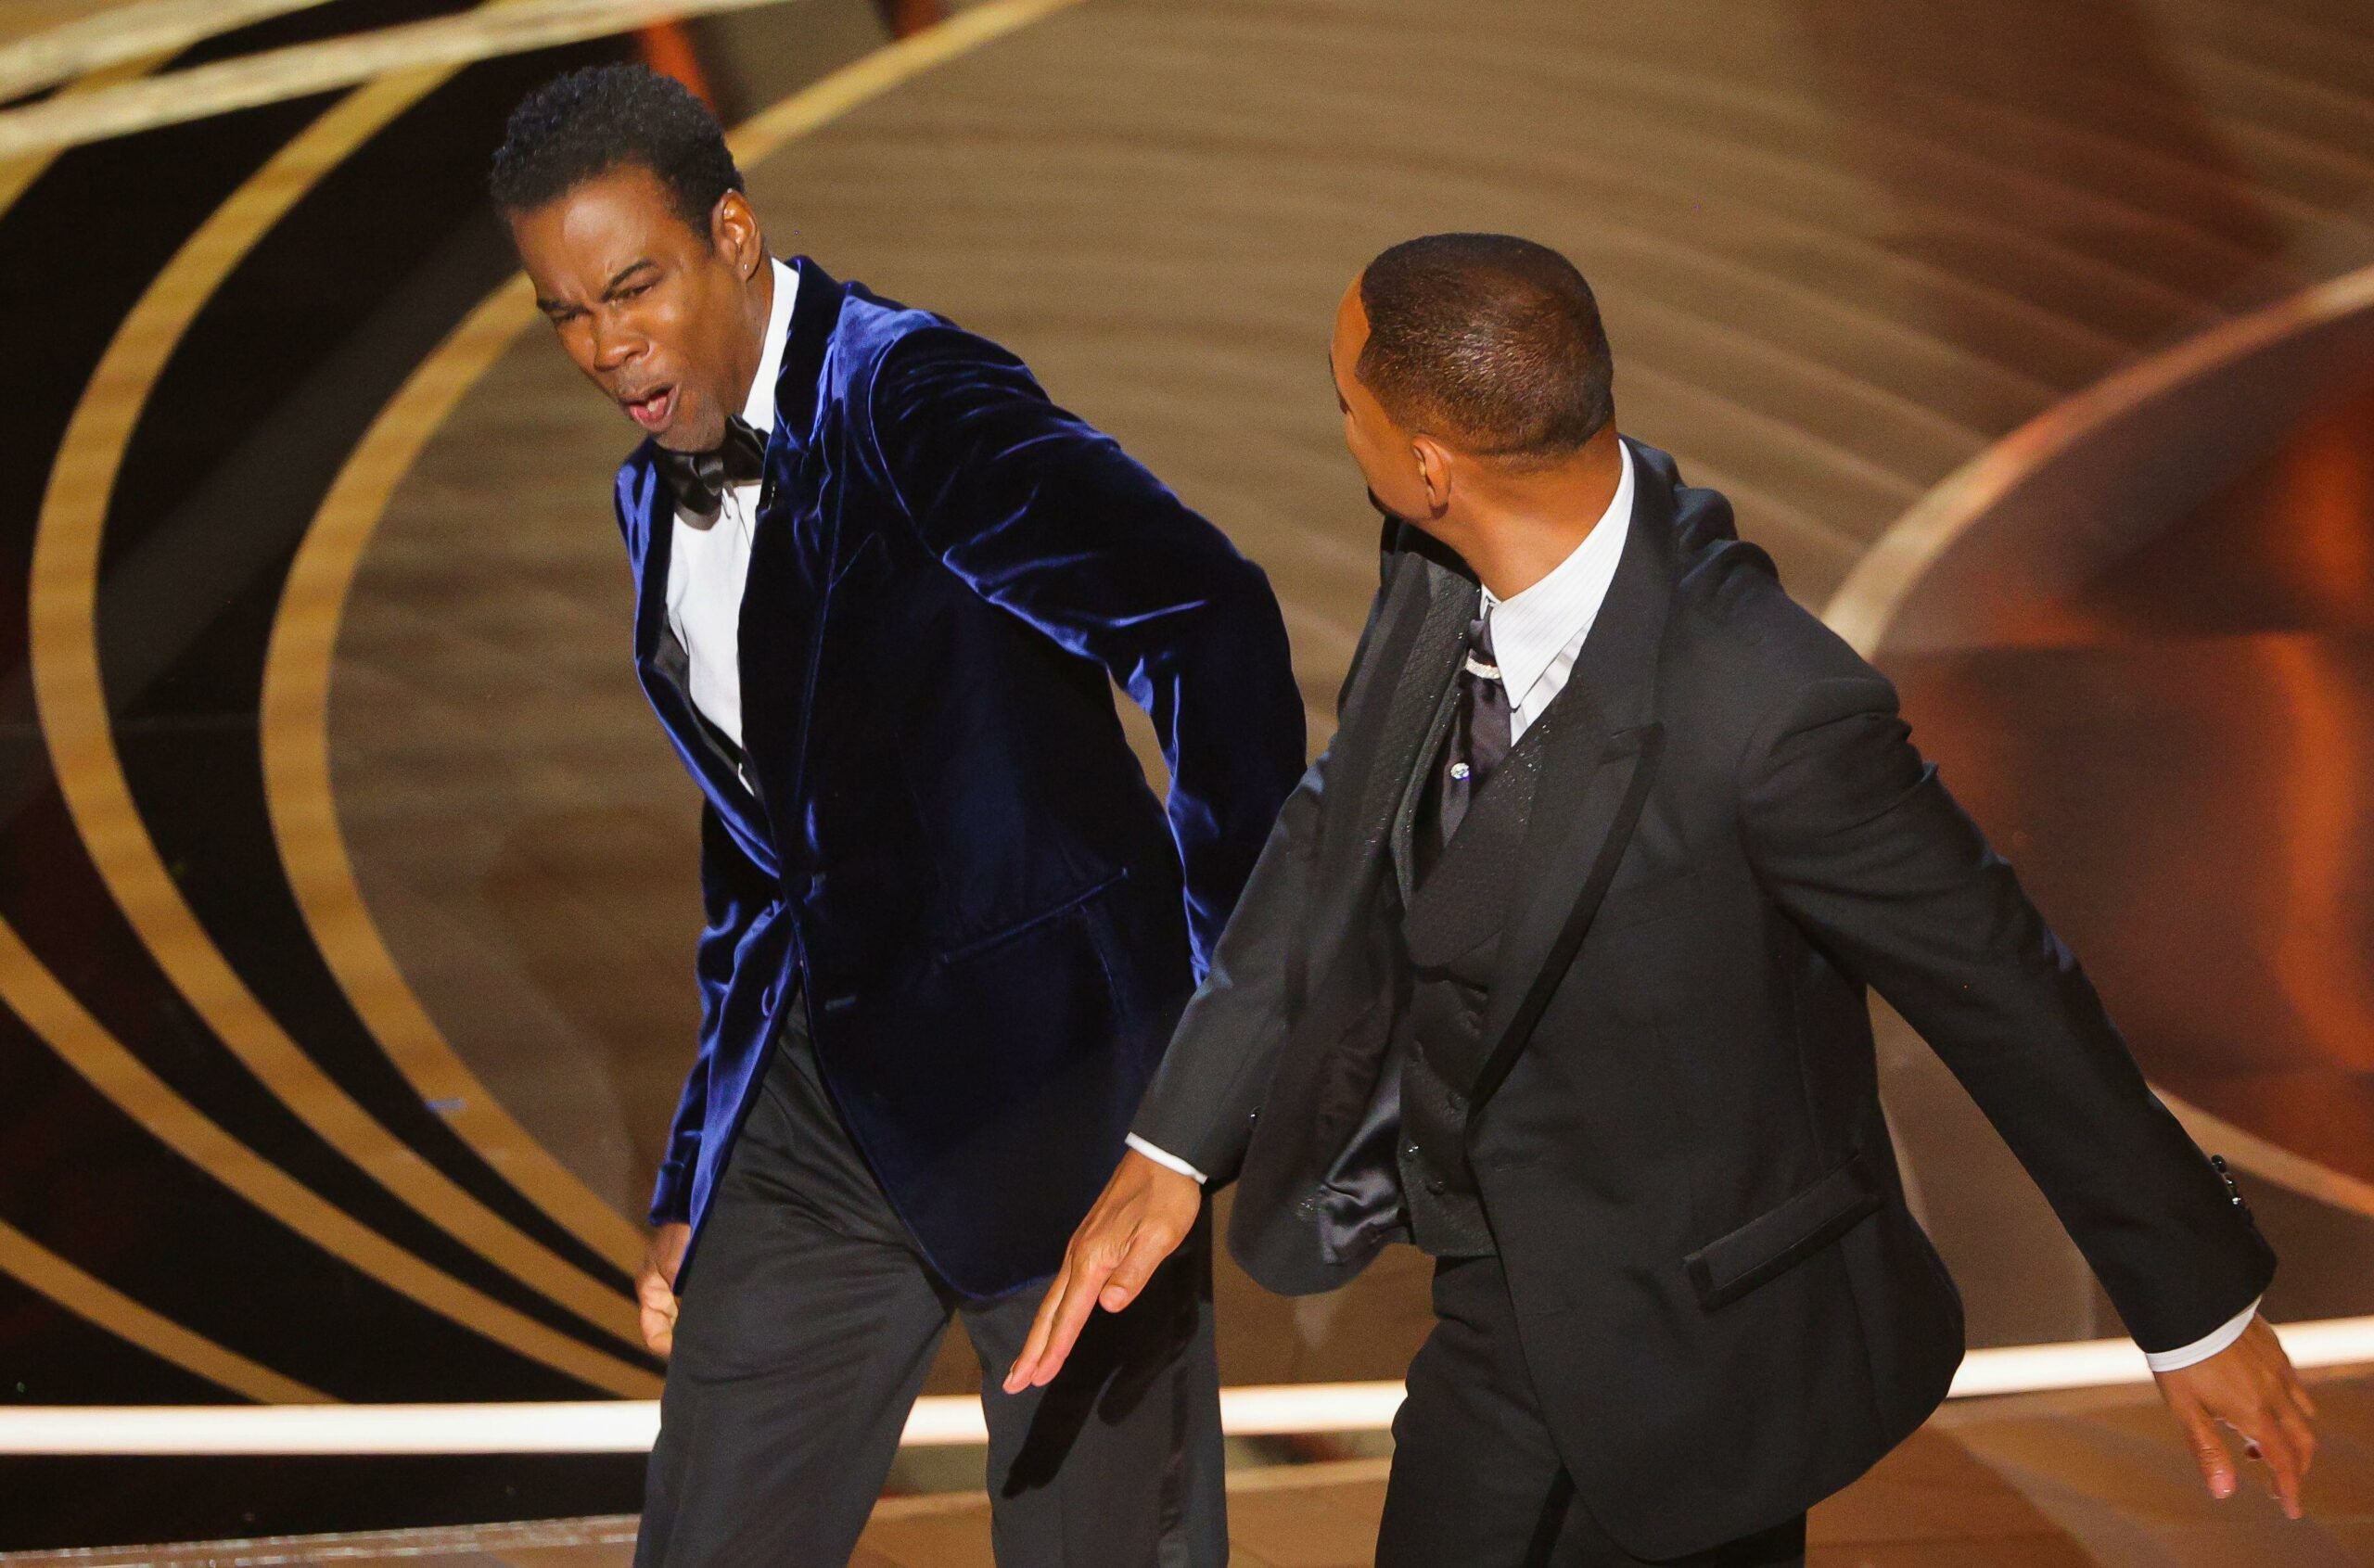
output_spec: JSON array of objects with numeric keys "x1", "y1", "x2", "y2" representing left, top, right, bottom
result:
[
  {"x1": 939, "y1": 869, "x2": 1129, "y2": 965},
  {"x1": 1683, "y1": 1151, "x2": 1883, "y2": 1310}
]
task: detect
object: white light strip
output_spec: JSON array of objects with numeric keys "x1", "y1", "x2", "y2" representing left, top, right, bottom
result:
[{"x1": 2, "y1": 1317, "x2": 2369, "y2": 1454}]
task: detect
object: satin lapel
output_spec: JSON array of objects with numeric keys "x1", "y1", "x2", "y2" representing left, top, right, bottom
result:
[
  {"x1": 1471, "y1": 458, "x2": 1679, "y2": 1108},
  {"x1": 1309, "y1": 555, "x2": 1461, "y2": 898},
  {"x1": 622, "y1": 452, "x2": 776, "y2": 869},
  {"x1": 739, "y1": 256, "x2": 848, "y2": 830},
  {"x1": 1352, "y1": 561, "x2": 1475, "y2": 886},
  {"x1": 620, "y1": 453, "x2": 673, "y2": 669}
]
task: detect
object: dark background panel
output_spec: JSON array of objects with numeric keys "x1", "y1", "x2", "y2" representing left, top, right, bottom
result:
[{"x1": 0, "y1": 1454, "x2": 647, "y2": 1551}]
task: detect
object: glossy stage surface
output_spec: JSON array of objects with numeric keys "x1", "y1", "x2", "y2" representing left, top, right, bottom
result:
[
  {"x1": 6, "y1": 1371, "x2": 2374, "y2": 1565},
  {"x1": 6, "y1": 0, "x2": 2374, "y2": 1556}
]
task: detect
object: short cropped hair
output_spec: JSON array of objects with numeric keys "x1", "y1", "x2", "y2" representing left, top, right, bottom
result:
[
  {"x1": 1356, "y1": 234, "x2": 1615, "y2": 465},
  {"x1": 489, "y1": 64, "x2": 743, "y2": 233}
]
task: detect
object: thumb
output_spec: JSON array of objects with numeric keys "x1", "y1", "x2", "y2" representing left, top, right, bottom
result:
[{"x1": 2183, "y1": 1408, "x2": 2237, "y2": 1500}]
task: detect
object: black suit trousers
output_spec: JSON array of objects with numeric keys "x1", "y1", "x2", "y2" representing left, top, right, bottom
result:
[
  {"x1": 1378, "y1": 1256, "x2": 1807, "y2": 1568},
  {"x1": 635, "y1": 1007, "x2": 1226, "y2": 1567}
]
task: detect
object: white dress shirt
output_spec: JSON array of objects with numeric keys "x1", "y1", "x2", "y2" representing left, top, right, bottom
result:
[
  {"x1": 664, "y1": 256, "x2": 798, "y2": 753},
  {"x1": 1128, "y1": 440, "x2": 2255, "y2": 1370}
]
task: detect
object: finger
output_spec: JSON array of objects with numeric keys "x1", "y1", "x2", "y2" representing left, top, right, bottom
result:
[
  {"x1": 1098, "y1": 1226, "x2": 1180, "y2": 1313},
  {"x1": 2252, "y1": 1415, "x2": 2305, "y2": 1521},
  {"x1": 640, "y1": 1301, "x2": 674, "y2": 1358},
  {"x1": 1026, "y1": 1255, "x2": 1117, "y2": 1390},
  {"x1": 2277, "y1": 1400, "x2": 2317, "y2": 1481},
  {"x1": 1001, "y1": 1257, "x2": 1074, "y2": 1394},
  {"x1": 2183, "y1": 1408, "x2": 2237, "y2": 1501}
]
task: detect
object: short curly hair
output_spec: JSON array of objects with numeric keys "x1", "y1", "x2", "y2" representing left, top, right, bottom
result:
[
  {"x1": 1357, "y1": 234, "x2": 1614, "y2": 465},
  {"x1": 489, "y1": 64, "x2": 744, "y2": 233}
]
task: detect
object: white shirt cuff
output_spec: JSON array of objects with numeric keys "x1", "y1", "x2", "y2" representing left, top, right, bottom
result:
[
  {"x1": 2144, "y1": 1297, "x2": 2261, "y2": 1373},
  {"x1": 1125, "y1": 1133, "x2": 1206, "y2": 1184}
]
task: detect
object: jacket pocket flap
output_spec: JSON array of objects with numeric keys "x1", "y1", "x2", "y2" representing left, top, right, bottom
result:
[{"x1": 1684, "y1": 1152, "x2": 1883, "y2": 1310}]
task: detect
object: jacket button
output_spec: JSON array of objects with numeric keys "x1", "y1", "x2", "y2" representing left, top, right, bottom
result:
[{"x1": 1425, "y1": 1178, "x2": 1447, "y2": 1195}]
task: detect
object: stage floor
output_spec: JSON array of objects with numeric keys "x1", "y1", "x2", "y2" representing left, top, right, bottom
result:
[{"x1": 8, "y1": 1367, "x2": 2372, "y2": 1567}]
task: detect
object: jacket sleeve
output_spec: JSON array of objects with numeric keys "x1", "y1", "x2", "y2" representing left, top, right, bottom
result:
[
  {"x1": 1130, "y1": 753, "x2": 1329, "y2": 1182},
  {"x1": 868, "y1": 325, "x2": 1307, "y2": 975},
  {"x1": 1738, "y1": 671, "x2": 2275, "y2": 1352},
  {"x1": 1130, "y1": 547, "x2": 1408, "y2": 1182},
  {"x1": 648, "y1": 803, "x2": 778, "y2": 1225}
]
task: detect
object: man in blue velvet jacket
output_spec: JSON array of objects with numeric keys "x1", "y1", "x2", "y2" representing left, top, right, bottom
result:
[{"x1": 492, "y1": 67, "x2": 1304, "y2": 1566}]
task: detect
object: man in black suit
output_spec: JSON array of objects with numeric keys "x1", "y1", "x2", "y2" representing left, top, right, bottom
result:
[
  {"x1": 1008, "y1": 234, "x2": 2316, "y2": 1565},
  {"x1": 492, "y1": 67, "x2": 1305, "y2": 1566}
]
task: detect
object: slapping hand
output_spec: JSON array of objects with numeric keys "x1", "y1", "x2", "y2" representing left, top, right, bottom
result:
[{"x1": 1002, "y1": 1150, "x2": 1204, "y2": 1392}]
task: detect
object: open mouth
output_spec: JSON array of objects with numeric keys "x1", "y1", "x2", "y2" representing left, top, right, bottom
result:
[{"x1": 621, "y1": 384, "x2": 678, "y2": 431}]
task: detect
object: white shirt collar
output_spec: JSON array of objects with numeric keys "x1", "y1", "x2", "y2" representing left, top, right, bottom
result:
[
  {"x1": 1481, "y1": 440, "x2": 1635, "y2": 713},
  {"x1": 738, "y1": 256, "x2": 799, "y2": 435}
]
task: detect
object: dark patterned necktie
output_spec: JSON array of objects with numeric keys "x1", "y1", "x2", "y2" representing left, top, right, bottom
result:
[
  {"x1": 655, "y1": 414, "x2": 766, "y2": 518},
  {"x1": 1436, "y1": 613, "x2": 1511, "y2": 847}
]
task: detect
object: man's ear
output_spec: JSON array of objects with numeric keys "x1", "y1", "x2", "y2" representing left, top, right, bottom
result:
[
  {"x1": 710, "y1": 189, "x2": 764, "y2": 279},
  {"x1": 1411, "y1": 435, "x2": 1454, "y2": 518}
]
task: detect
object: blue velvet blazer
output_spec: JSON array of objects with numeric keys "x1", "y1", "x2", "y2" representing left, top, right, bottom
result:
[{"x1": 612, "y1": 259, "x2": 1305, "y2": 1298}]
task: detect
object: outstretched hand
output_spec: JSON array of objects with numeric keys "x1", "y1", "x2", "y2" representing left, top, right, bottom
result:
[
  {"x1": 2155, "y1": 1315, "x2": 2317, "y2": 1519},
  {"x1": 1002, "y1": 1150, "x2": 1204, "y2": 1393}
]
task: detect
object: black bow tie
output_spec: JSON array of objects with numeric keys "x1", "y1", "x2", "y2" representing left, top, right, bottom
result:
[{"x1": 655, "y1": 414, "x2": 766, "y2": 518}]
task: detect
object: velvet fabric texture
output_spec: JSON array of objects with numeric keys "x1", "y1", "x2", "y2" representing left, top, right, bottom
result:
[{"x1": 612, "y1": 259, "x2": 1304, "y2": 1298}]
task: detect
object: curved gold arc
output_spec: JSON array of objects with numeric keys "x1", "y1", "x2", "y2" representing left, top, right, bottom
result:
[
  {"x1": 0, "y1": 1214, "x2": 328, "y2": 1405},
  {"x1": 257, "y1": 0, "x2": 1095, "y2": 1277},
  {"x1": 0, "y1": 51, "x2": 290, "y2": 1391},
  {"x1": 28, "y1": 64, "x2": 649, "y2": 1354},
  {"x1": 264, "y1": 270, "x2": 646, "y2": 1275},
  {"x1": 0, "y1": 917, "x2": 657, "y2": 1397},
  {"x1": 0, "y1": 48, "x2": 170, "y2": 214},
  {"x1": 1824, "y1": 263, "x2": 2374, "y2": 659},
  {"x1": 0, "y1": 0, "x2": 334, "y2": 104},
  {"x1": 1822, "y1": 260, "x2": 2374, "y2": 1222}
]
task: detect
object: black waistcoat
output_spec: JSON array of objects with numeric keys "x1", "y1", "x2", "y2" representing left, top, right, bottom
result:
[{"x1": 1389, "y1": 679, "x2": 1557, "y2": 1256}]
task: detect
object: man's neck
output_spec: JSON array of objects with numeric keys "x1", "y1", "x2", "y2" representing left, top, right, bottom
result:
[
  {"x1": 731, "y1": 256, "x2": 778, "y2": 414},
  {"x1": 1445, "y1": 430, "x2": 1625, "y2": 600}
]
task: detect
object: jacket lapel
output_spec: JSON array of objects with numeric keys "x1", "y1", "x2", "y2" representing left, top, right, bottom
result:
[
  {"x1": 736, "y1": 256, "x2": 847, "y2": 827},
  {"x1": 1469, "y1": 445, "x2": 1678, "y2": 1108},
  {"x1": 1357, "y1": 562, "x2": 1475, "y2": 890}
]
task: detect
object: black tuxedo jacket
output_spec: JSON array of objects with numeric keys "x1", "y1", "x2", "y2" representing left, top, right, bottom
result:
[
  {"x1": 614, "y1": 260, "x2": 1305, "y2": 1298},
  {"x1": 1132, "y1": 440, "x2": 2273, "y2": 1556}
]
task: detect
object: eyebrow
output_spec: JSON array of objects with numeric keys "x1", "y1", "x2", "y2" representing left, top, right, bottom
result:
[
  {"x1": 602, "y1": 258, "x2": 659, "y2": 297},
  {"x1": 536, "y1": 258, "x2": 659, "y2": 315}
]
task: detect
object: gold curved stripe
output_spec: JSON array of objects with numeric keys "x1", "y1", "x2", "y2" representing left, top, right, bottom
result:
[
  {"x1": 1822, "y1": 260, "x2": 2374, "y2": 1221},
  {"x1": 0, "y1": 45, "x2": 351, "y2": 1411},
  {"x1": 1824, "y1": 263, "x2": 2374, "y2": 659},
  {"x1": 264, "y1": 269, "x2": 646, "y2": 1275},
  {"x1": 0, "y1": 0, "x2": 802, "y2": 160},
  {"x1": 28, "y1": 65, "x2": 649, "y2": 1356},
  {"x1": 0, "y1": 1215, "x2": 328, "y2": 1405},
  {"x1": 0, "y1": 48, "x2": 169, "y2": 214},
  {"x1": 0, "y1": 0, "x2": 334, "y2": 105},
  {"x1": 257, "y1": 0, "x2": 1095, "y2": 1277},
  {"x1": 0, "y1": 917, "x2": 657, "y2": 1396}
]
